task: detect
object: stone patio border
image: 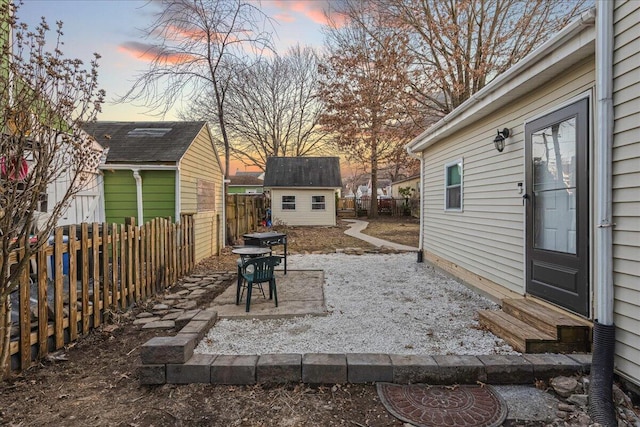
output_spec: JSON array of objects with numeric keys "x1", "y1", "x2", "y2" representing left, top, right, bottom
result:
[{"x1": 138, "y1": 308, "x2": 591, "y2": 386}]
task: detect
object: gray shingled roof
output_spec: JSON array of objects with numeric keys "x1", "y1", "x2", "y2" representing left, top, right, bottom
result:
[
  {"x1": 263, "y1": 157, "x2": 341, "y2": 188},
  {"x1": 82, "y1": 121, "x2": 207, "y2": 163},
  {"x1": 229, "y1": 175, "x2": 263, "y2": 186}
]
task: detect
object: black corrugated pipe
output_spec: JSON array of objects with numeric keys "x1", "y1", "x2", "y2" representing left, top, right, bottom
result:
[{"x1": 588, "y1": 321, "x2": 617, "y2": 426}]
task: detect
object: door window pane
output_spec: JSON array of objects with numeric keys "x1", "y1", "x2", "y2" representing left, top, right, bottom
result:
[{"x1": 532, "y1": 117, "x2": 577, "y2": 254}]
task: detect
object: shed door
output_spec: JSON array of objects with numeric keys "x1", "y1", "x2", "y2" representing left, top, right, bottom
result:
[{"x1": 525, "y1": 98, "x2": 589, "y2": 317}]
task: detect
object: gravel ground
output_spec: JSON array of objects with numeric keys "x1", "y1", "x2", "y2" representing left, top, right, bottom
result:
[{"x1": 196, "y1": 253, "x2": 517, "y2": 356}]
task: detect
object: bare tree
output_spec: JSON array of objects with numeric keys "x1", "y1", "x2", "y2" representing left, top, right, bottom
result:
[
  {"x1": 376, "y1": 0, "x2": 589, "y2": 116},
  {"x1": 319, "y1": 7, "x2": 421, "y2": 218},
  {"x1": 117, "y1": 0, "x2": 274, "y2": 178},
  {"x1": 0, "y1": 3, "x2": 104, "y2": 377},
  {"x1": 209, "y1": 45, "x2": 330, "y2": 170}
]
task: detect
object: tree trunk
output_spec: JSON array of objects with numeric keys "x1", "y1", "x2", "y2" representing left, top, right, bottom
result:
[
  {"x1": 369, "y1": 139, "x2": 379, "y2": 219},
  {"x1": 0, "y1": 296, "x2": 11, "y2": 380}
]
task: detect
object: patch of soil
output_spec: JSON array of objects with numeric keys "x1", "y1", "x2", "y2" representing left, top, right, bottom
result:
[
  {"x1": 191, "y1": 219, "x2": 381, "y2": 273},
  {"x1": 0, "y1": 219, "x2": 406, "y2": 427},
  {"x1": 359, "y1": 217, "x2": 420, "y2": 247}
]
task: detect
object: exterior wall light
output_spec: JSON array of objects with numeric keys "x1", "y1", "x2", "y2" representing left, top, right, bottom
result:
[{"x1": 493, "y1": 128, "x2": 510, "y2": 152}]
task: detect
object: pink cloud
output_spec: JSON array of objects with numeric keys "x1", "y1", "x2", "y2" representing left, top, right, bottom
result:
[
  {"x1": 118, "y1": 42, "x2": 198, "y2": 65},
  {"x1": 274, "y1": 13, "x2": 295, "y2": 23},
  {"x1": 267, "y1": 0, "x2": 340, "y2": 26}
]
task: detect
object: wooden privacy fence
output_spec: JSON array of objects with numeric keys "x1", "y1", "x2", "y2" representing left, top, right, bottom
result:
[
  {"x1": 6, "y1": 214, "x2": 195, "y2": 372},
  {"x1": 225, "y1": 194, "x2": 266, "y2": 244},
  {"x1": 338, "y1": 197, "x2": 418, "y2": 217}
]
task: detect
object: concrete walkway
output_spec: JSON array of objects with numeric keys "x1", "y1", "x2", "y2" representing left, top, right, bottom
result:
[{"x1": 343, "y1": 219, "x2": 419, "y2": 252}]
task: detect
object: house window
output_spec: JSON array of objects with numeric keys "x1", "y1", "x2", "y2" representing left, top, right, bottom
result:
[
  {"x1": 444, "y1": 158, "x2": 463, "y2": 211},
  {"x1": 282, "y1": 195, "x2": 296, "y2": 210},
  {"x1": 312, "y1": 195, "x2": 325, "y2": 210}
]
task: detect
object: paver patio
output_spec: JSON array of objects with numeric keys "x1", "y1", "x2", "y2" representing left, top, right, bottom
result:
[{"x1": 209, "y1": 269, "x2": 326, "y2": 319}]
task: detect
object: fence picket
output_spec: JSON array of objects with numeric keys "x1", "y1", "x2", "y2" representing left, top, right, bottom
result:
[
  {"x1": 68, "y1": 225, "x2": 78, "y2": 341},
  {"x1": 81, "y1": 223, "x2": 90, "y2": 335},
  {"x1": 53, "y1": 228, "x2": 64, "y2": 349},
  {"x1": 111, "y1": 223, "x2": 118, "y2": 311},
  {"x1": 119, "y1": 224, "x2": 127, "y2": 309},
  {"x1": 92, "y1": 223, "x2": 100, "y2": 327},
  {"x1": 18, "y1": 239, "x2": 30, "y2": 370},
  {"x1": 126, "y1": 222, "x2": 134, "y2": 306},
  {"x1": 37, "y1": 243, "x2": 48, "y2": 359}
]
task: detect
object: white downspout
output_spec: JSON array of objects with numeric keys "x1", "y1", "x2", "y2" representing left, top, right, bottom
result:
[
  {"x1": 175, "y1": 166, "x2": 181, "y2": 222},
  {"x1": 132, "y1": 169, "x2": 143, "y2": 226},
  {"x1": 588, "y1": 3, "x2": 616, "y2": 425},
  {"x1": 595, "y1": 0, "x2": 614, "y2": 326}
]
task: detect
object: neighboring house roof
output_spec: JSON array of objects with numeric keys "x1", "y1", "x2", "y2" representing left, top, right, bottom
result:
[
  {"x1": 229, "y1": 175, "x2": 263, "y2": 186},
  {"x1": 82, "y1": 121, "x2": 208, "y2": 163},
  {"x1": 264, "y1": 157, "x2": 341, "y2": 188},
  {"x1": 392, "y1": 174, "x2": 420, "y2": 185},
  {"x1": 234, "y1": 170, "x2": 264, "y2": 178}
]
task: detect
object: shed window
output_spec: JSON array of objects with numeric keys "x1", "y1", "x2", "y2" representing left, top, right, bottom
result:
[
  {"x1": 444, "y1": 159, "x2": 463, "y2": 211},
  {"x1": 282, "y1": 195, "x2": 296, "y2": 210},
  {"x1": 312, "y1": 195, "x2": 326, "y2": 210}
]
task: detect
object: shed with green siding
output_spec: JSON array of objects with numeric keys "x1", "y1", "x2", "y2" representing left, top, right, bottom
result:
[{"x1": 83, "y1": 121, "x2": 224, "y2": 262}]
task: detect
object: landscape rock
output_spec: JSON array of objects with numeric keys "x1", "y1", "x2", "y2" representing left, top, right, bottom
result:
[{"x1": 551, "y1": 376, "x2": 579, "y2": 398}]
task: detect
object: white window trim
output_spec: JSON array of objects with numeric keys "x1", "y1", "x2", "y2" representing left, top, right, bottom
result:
[{"x1": 444, "y1": 158, "x2": 463, "y2": 212}]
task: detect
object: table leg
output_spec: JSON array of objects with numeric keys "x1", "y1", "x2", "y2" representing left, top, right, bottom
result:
[{"x1": 284, "y1": 240, "x2": 287, "y2": 274}]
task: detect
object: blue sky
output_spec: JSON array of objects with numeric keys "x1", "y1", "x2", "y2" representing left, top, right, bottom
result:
[{"x1": 17, "y1": 0, "x2": 329, "y2": 121}]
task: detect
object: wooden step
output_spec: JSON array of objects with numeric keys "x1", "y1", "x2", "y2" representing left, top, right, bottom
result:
[
  {"x1": 478, "y1": 310, "x2": 556, "y2": 353},
  {"x1": 503, "y1": 298, "x2": 592, "y2": 345}
]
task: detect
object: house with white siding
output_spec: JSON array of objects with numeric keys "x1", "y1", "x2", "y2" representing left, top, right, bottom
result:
[
  {"x1": 407, "y1": 2, "x2": 639, "y2": 391},
  {"x1": 83, "y1": 121, "x2": 224, "y2": 263},
  {"x1": 264, "y1": 157, "x2": 341, "y2": 226}
]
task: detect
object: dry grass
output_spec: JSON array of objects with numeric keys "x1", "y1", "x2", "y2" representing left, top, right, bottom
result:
[{"x1": 192, "y1": 217, "x2": 418, "y2": 273}]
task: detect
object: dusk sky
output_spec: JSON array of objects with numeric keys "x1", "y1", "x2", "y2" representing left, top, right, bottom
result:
[{"x1": 18, "y1": 0, "x2": 332, "y2": 122}]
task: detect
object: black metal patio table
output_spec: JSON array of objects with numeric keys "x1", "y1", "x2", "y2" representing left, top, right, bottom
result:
[{"x1": 242, "y1": 231, "x2": 287, "y2": 274}]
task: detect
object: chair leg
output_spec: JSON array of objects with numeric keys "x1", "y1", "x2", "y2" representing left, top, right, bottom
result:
[
  {"x1": 245, "y1": 281, "x2": 253, "y2": 312},
  {"x1": 271, "y1": 278, "x2": 278, "y2": 307},
  {"x1": 236, "y1": 264, "x2": 244, "y2": 305}
]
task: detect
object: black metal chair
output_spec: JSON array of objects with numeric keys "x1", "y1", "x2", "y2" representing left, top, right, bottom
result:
[{"x1": 236, "y1": 256, "x2": 282, "y2": 312}]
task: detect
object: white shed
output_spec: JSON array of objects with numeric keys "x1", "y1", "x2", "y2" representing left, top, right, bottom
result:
[{"x1": 264, "y1": 157, "x2": 342, "y2": 226}]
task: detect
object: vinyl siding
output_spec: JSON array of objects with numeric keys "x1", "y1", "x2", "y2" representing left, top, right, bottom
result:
[
  {"x1": 178, "y1": 125, "x2": 224, "y2": 262},
  {"x1": 103, "y1": 170, "x2": 137, "y2": 224},
  {"x1": 140, "y1": 170, "x2": 175, "y2": 222},
  {"x1": 612, "y1": 0, "x2": 640, "y2": 387},
  {"x1": 420, "y1": 59, "x2": 595, "y2": 296},
  {"x1": 270, "y1": 189, "x2": 336, "y2": 226}
]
